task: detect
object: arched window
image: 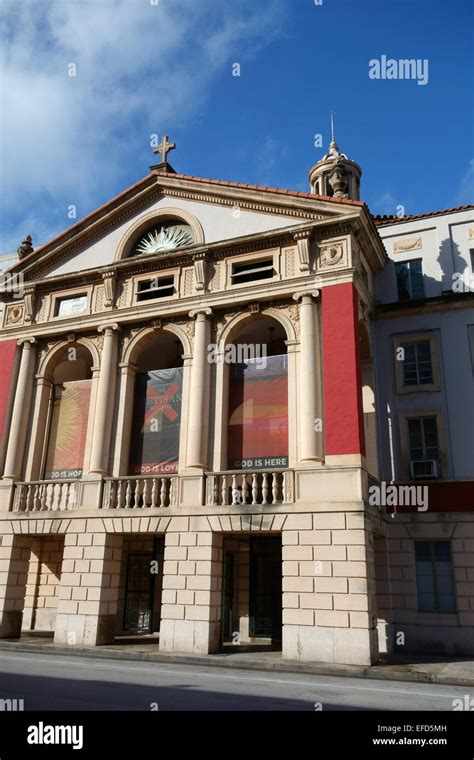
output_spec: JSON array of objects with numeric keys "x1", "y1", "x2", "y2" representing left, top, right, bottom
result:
[
  {"x1": 129, "y1": 333, "x2": 184, "y2": 475},
  {"x1": 128, "y1": 218, "x2": 195, "y2": 257},
  {"x1": 227, "y1": 316, "x2": 288, "y2": 470},
  {"x1": 43, "y1": 345, "x2": 93, "y2": 479}
]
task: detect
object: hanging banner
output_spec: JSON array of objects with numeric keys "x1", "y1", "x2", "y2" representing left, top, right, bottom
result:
[
  {"x1": 44, "y1": 379, "x2": 92, "y2": 479},
  {"x1": 129, "y1": 367, "x2": 183, "y2": 474},
  {"x1": 228, "y1": 354, "x2": 288, "y2": 469}
]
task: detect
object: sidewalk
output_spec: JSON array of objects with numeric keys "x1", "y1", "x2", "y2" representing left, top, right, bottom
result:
[{"x1": 0, "y1": 635, "x2": 473, "y2": 687}]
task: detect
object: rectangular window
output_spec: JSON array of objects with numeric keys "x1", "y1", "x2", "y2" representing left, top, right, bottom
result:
[
  {"x1": 408, "y1": 416, "x2": 440, "y2": 478},
  {"x1": 395, "y1": 259, "x2": 425, "y2": 301},
  {"x1": 137, "y1": 276, "x2": 174, "y2": 302},
  {"x1": 414, "y1": 541, "x2": 456, "y2": 613},
  {"x1": 401, "y1": 340, "x2": 433, "y2": 386},
  {"x1": 470, "y1": 249, "x2": 474, "y2": 273},
  {"x1": 55, "y1": 295, "x2": 87, "y2": 316},
  {"x1": 232, "y1": 258, "x2": 274, "y2": 285}
]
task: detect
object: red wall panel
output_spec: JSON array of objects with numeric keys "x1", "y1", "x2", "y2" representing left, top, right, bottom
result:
[
  {"x1": 0, "y1": 339, "x2": 18, "y2": 449},
  {"x1": 322, "y1": 283, "x2": 365, "y2": 456}
]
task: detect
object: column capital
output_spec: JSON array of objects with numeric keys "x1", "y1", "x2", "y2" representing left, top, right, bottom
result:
[
  {"x1": 97, "y1": 322, "x2": 120, "y2": 334},
  {"x1": 118, "y1": 361, "x2": 137, "y2": 373},
  {"x1": 17, "y1": 336, "x2": 36, "y2": 347},
  {"x1": 34, "y1": 373, "x2": 53, "y2": 385},
  {"x1": 292, "y1": 290, "x2": 320, "y2": 303},
  {"x1": 188, "y1": 307, "x2": 213, "y2": 319}
]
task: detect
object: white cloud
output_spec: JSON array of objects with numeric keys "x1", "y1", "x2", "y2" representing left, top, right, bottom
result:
[{"x1": 0, "y1": 0, "x2": 286, "y2": 251}]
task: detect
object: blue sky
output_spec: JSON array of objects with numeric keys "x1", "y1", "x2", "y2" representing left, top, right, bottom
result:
[{"x1": 0, "y1": 0, "x2": 473, "y2": 253}]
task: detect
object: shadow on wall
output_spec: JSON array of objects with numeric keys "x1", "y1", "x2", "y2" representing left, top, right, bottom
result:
[
  {"x1": 382, "y1": 238, "x2": 471, "y2": 303},
  {"x1": 376, "y1": 238, "x2": 473, "y2": 483}
]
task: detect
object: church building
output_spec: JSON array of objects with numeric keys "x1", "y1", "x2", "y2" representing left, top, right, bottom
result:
[{"x1": 0, "y1": 134, "x2": 472, "y2": 665}]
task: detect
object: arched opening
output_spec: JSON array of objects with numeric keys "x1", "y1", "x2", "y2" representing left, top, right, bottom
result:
[
  {"x1": 43, "y1": 344, "x2": 93, "y2": 479},
  {"x1": 227, "y1": 315, "x2": 289, "y2": 472},
  {"x1": 128, "y1": 332, "x2": 184, "y2": 475}
]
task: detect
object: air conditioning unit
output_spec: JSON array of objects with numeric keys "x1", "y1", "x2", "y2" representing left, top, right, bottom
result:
[{"x1": 410, "y1": 460, "x2": 438, "y2": 479}]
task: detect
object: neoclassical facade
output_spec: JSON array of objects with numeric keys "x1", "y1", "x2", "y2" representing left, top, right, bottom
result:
[{"x1": 0, "y1": 142, "x2": 472, "y2": 664}]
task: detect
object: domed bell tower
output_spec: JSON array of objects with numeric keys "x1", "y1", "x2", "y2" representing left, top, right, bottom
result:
[{"x1": 308, "y1": 114, "x2": 362, "y2": 201}]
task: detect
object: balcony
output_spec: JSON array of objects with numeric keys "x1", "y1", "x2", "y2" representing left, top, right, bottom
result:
[{"x1": 6, "y1": 469, "x2": 294, "y2": 514}]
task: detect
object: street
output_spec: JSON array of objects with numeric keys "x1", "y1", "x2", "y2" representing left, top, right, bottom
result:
[{"x1": 0, "y1": 651, "x2": 471, "y2": 711}]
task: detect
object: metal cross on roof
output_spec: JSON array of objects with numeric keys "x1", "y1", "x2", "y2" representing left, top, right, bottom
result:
[{"x1": 153, "y1": 135, "x2": 176, "y2": 164}]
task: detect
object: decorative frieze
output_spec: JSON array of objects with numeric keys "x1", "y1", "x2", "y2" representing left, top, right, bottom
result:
[
  {"x1": 94, "y1": 285, "x2": 105, "y2": 313},
  {"x1": 117, "y1": 279, "x2": 129, "y2": 308},
  {"x1": 284, "y1": 247, "x2": 296, "y2": 279},
  {"x1": 173, "y1": 317, "x2": 195, "y2": 345},
  {"x1": 120, "y1": 325, "x2": 143, "y2": 361},
  {"x1": 212, "y1": 310, "x2": 239, "y2": 343},
  {"x1": 4, "y1": 302, "x2": 25, "y2": 326},
  {"x1": 316, "y1": 237, "x2": 349, "y2": 271},
  {"x1": 35, "y1": 296, "x2": 49, "y2": 323},
  {"x1": 183, "y1": 267, "x2": 194, "y2": 296},
  {"x1": 393, "y1": 236, "x2": 422, "y2": 253},
  {"x1": 208, "y1": 261, "x2": 221, "y2": 291}
]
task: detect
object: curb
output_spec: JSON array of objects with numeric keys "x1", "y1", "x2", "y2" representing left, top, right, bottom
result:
[{"x1": 0, "y1": 641, "x2": 472, "y2": 688}]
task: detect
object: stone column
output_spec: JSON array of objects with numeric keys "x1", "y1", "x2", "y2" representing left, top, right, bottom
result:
[
  {"x1": 293, "y1": 292, "x2": 321, "y2": 462},
  {"x1": 3, "y1": 338, "x2": 36, "y2": 480},
  {"x1": 186, "y1": 308, "x2": 212, "y2": 469},
  {"x1": 212, "y1": 347, "x2": 229, "y2": 472},
  {"x1": 89, "y1": 324, "x2": 120, "y2": 476},
  {"x1": 111, "y1": 362, "x2": 137, "y2": 476},
  {"x1": 24, "y1": 374, "x2": 53, "y2": 480}
]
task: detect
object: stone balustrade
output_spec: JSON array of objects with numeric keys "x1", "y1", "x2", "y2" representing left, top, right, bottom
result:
[
  {"x1": 102, "y1": 475, "x2": 178, "y2": 509},
  {"x1": 8, "y1": 470, "x2": 295, "y2": 512},
  {"x1": 12, "y1": 480, "x2": 79, "y2": 512},
  {"x1": 206, "y1": 470, "x2": 293, "y2": 506}
]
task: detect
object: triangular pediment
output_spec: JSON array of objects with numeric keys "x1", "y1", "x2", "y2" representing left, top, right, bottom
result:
[{"x1": 10, "y1": 172, "x2": 361, "y2": 281}]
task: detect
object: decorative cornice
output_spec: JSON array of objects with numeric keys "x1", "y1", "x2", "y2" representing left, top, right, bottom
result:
[
  {"x1": 156, "y1": 184, "x2": 328, "y2": 221},
  {"x1": 16, "y1": 180, "x2": 347, "y2": 282},
  {"x1": 24, "y1": 184, "x2": 162, "y2": 279}
]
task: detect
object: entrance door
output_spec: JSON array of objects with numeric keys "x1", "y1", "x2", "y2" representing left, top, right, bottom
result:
[
  {"x1": 123, "y1": 554, "x2": 154, "y2": 632},
  {"x1": 249, "y1": 536, "x2": 282, "y2": 641}
]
